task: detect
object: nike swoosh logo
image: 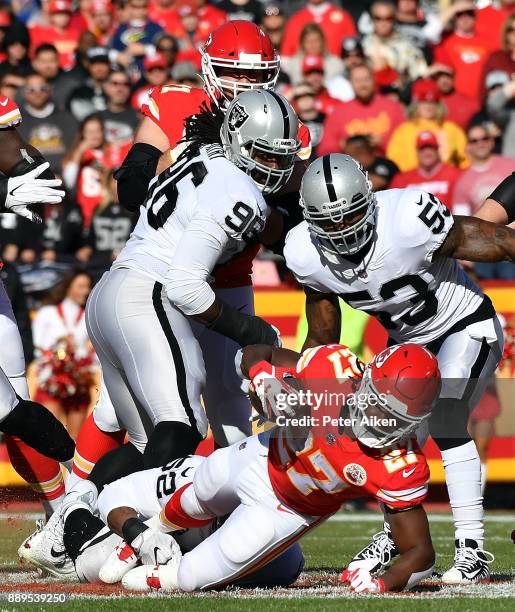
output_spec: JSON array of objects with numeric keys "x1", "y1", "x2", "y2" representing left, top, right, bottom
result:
[
  {"x1": 402, "y1": 467, "x2": 416, "y2": 478},
  {"x1": 277, "y1": 503, "x2": 294, "y2": 514},
  {"x1": 0, "y1": 99, "x2": 8, "y2": 107},
  {"x1": 50, "y1": 546, "x2": 66, "y2": 559}
]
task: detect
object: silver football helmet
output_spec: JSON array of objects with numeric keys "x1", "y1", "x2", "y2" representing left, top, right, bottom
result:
[
  {"x1": 300, "y1": 154, "x2": 376, "y2": 256},
  {"x1": 221, "y1": 90, "x2": 301, "y2": 194}
]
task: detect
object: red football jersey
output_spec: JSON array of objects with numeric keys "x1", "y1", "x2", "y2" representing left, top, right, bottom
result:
[
  {"x1": 0, "y1": 97, "x2": 22, "y2": 129},
  {"x1": 267, "y1": 344, "x2": 429, "y2": 517},
  {"x1": 140, "y1": 84, "x2": 312, "y2": 287}
]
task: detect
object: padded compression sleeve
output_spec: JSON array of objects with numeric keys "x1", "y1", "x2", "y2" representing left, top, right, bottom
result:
[
  {"x1": 488, "y1": 172, "x2": 515, "y2": 223},
  {"x1": 114, "y1": 143, "x2": 162, "y2": 212}
]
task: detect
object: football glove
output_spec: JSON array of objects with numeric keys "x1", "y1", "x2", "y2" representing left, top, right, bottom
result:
[
  {"x1": 341, "y1": 568, "x2": 386, "y2": 594},
  {"x1": 131, "y1": 528, "x2": 182, "y2": 567},
  {"x1": 248, "y1": 360, "x2": 298, "y2": 420},
  {"x1": 1, "y1": 162, "x2": 65, "y2": 223}
]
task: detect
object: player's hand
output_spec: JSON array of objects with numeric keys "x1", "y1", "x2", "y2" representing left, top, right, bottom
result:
[
  {"x1": 249, "y1": 361, "x2": 298, "y2": 420},
  {"x1": 341, "y1": 568, "x2": 386, "y2": 594},
  {"x1": 2, "y1": 163, "x2": 65, "y2": 223},
  {"x1": 131, "y1": 529, "x2": 182, "y2": 566}
]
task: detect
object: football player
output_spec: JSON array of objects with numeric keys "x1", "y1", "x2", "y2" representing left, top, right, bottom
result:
[
  {"x1": 0, "y1": 97, "x2": 75, "y2": 517},
  {"x1": 50, "y1": 455, "x2": 304, "y2": 589},
  {"x1": 103, "y1": 342, "x2": 440, "y2": 593},
  {"x1": 111, "y1": 20, "x2": 311, "y2": 450},
  {"x1": 83, "y1": 90, "x2": 298, "y2": 474},
  {"x1": 283, "y1": 154, "x2": 513, "y2": 583}
]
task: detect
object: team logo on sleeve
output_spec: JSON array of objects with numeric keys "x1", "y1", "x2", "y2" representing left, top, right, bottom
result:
[
  {"x1": 227, "y1": 103, "x2": 249, "y2": 131},
  {"x1": 343, "y1": 463, "x2": 367, "y2": 486}
]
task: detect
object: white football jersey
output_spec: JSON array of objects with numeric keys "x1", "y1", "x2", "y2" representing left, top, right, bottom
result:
[
  {"x1": 113, "y1": 144, "x2": 268, "y2": 291},
  {"x1": 285, "y1": 188, "x2": 485, "y2": 345}
]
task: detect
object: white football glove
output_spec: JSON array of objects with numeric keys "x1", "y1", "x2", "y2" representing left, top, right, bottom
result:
[
  {"x1": 2, "y1": 162, "x2": 65, "y2": 223},
  {"x1": 250, "y1": 364, "x2": 298, "y2": 420},
  {"x1": 131, "y1": 528, "x2": 182, "y2": 566},
  {"x1": 341, "y1": 568, "x2": 386, "y2": 594}
]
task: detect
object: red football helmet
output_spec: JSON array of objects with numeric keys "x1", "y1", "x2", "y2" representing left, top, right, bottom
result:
[
  {"x1": 351, "y1": 344, "x2": 441, "y2": 449},
  {"x1": 201, "y1": 20, "x2": 280, "y2": 105}
]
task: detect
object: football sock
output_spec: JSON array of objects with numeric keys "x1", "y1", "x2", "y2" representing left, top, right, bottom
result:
[
  {"x1": 440, "y1": 440, "x2": 484, "y2": 547},
  {"x1": 69, "y1": 413, "x2": 125, "y2": 489}
]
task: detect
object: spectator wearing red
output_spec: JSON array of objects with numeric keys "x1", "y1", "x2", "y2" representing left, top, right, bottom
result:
[
  {"x1": 433, "y1": 1, "x2": 494, "y2": 100},
  {"x1": 475, "y1": 0, "x2": 515, "y2": 51},
  {"x1": 29, "y1": 0, "x2": 81, "y2": 71},
  {"x1": 89, "y1": 0, "x2": 117, "y2": 47},
  {"x1": 132, "y1": 52, "x2": 170, "y2": 110},
  {"x1": 62, "y1": 114, "x2": 125, "y2": 229},
  {"x1": 479, "y1": 14, "x2": 515, "y2": 101},
  {"x1": 427, "y1": 63, "x2": 479, "y2": 130},
  {"x1": 281, "y1": 23, "x2": 345, "y2": 85},
  {"x1": 300, "y1": 54, "x2": 342, "y2": 115},
  {"x1": 149, "y1": 0, "x2": 181, "y2": 32},
  {"x1": 387, "y1": 79, "x2": 467, "y2": 171},
  {"x1": 452, "y1": 122, "x2": 515, "y2": 216},
  {"x1": 317, "y1": 63, "x2": 405, "y2": 156},
  {"x1": 390, "y1": 130, "x2": 461, "y2": 208},
  {"x1": 280, "y1": 0, "x2": 356, "y2": 58}
]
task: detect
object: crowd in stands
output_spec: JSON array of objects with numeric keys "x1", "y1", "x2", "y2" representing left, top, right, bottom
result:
[{"x1": 0, "y1": 0, "x2": 514, "y2": 320}]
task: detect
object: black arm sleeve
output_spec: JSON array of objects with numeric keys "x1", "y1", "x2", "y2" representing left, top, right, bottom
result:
[
  {"x1": 113, "y1": 142, "x2": 162, "y2": 212},
  {"x1": 9, "y1": 154, "x2": 56, "y2": 179},
  {"x1": 209, "y1": 301, "x2": 279, "y2": 347},
  {"x1": 488, "y1": 172, "x2": 515, "y2": 223}
]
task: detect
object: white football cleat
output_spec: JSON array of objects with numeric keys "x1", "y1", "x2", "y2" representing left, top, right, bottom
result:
[
  {"x1": 122, "y1": 562, "x2": 180, "y2": 592},
  {"x1": 18, "y1": 515, "x2": 77, "y2": 581},
  {"x1": 99, "y1": 541, "x2": 138, "y2": 584},
  {"x1": 441, "y1": 539, "x2": 494, "y2": 584},
  {"x1": 346, "y1": 526, "x2": 399, "y2": 574}
]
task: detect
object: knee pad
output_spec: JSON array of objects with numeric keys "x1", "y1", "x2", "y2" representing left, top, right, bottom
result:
[{"x1": 219, "y1": 505, "x2": 275, "y2": 565}]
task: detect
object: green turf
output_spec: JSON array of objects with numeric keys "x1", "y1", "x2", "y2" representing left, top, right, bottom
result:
[{"x1": 1, "y1": 511, "x2": 514, "y2": 611}]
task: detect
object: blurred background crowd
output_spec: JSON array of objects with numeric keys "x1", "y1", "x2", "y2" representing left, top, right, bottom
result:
[{"x1": 0, "y1": 0, "x2": 514, "y2": 442}]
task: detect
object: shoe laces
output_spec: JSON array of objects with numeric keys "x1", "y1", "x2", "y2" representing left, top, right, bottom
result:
[
  {"x1": 361, "y1": 530, "x2": 396, "y2": 561},
  {"x1": 454, "y1": 546, "x2": 495, "y2": 571}
]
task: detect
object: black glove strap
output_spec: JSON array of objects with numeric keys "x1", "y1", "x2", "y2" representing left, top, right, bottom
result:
[{"x1": 122, "y1": 517, "x2": 148, "y2": 545}]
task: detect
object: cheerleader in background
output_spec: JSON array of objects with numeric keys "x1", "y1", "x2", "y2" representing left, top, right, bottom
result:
[{"x1": 32, "y1": 269, "x2": 96, "y2": 439}]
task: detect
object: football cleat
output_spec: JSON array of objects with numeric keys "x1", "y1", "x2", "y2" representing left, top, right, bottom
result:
[
  {"x1": 98, "y1": 541, "x2": 139, "y2": 584},
  {"x1": 441, "y1": 539, "x2": 494, "y2": 584},
  {"x1": 346, "y1": 526, "x2": 399, "y2": 574},
  {"x1": 122, "y1": 562, "x2": 180, "y2": 592},
  {"x1": 18, "y1": 515, "x2": 77, "y2": 580}
]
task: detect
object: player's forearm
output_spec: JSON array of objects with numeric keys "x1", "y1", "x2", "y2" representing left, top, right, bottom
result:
[
  {"x1": 439, "y1": 216, "x2": 515, "y2": 262},
  {"x1": 381, "y1": 544, "x2": 435, "y2": 591}
]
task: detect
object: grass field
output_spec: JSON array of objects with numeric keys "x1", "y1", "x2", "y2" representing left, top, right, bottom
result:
[{"x1": 0, "y1": 510, "x2": 514, "y2": 611}]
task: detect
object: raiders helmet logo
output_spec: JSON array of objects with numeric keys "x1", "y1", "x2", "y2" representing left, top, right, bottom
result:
[{"x1": 228, "y1": 103, "x2": 249, "y2": 131}]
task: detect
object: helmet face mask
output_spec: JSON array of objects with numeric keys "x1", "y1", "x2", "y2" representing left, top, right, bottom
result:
[
  {"x1": 221, "y1": 92, "x2": 300, "y2": 194},
  {"x1": 201, "y1": 21, "x2": 280, "y2": 107},
  {"x1": 300, "y1": 154, "x2": 377, "y2": 257}
]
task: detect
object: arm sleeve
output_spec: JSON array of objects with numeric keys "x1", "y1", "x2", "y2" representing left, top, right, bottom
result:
[{"x1": 165, "y1": 213, "x2": 230, "y2": 316}]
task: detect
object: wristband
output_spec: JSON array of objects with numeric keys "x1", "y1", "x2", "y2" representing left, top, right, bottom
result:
[{"x1": 122, "y1": 517, "x2": 148, "y2": 545}]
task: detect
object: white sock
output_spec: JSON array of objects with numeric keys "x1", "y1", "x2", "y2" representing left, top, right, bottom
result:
[
  {"x1": 60, "y1": 479, "x2": 99, "y2": 524},
  {"x1": 480, "y1": 462, "x2": 488, "y2": 497},
  {"x1": 42, "y1": 494, "x2": 65, "y2": 518},
  {"x1": 64, "y1": 470, "x2": 82, "y2": 493},
  {"x1": 441, "y1": 440, "x2": 483, "y2": 548}
]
